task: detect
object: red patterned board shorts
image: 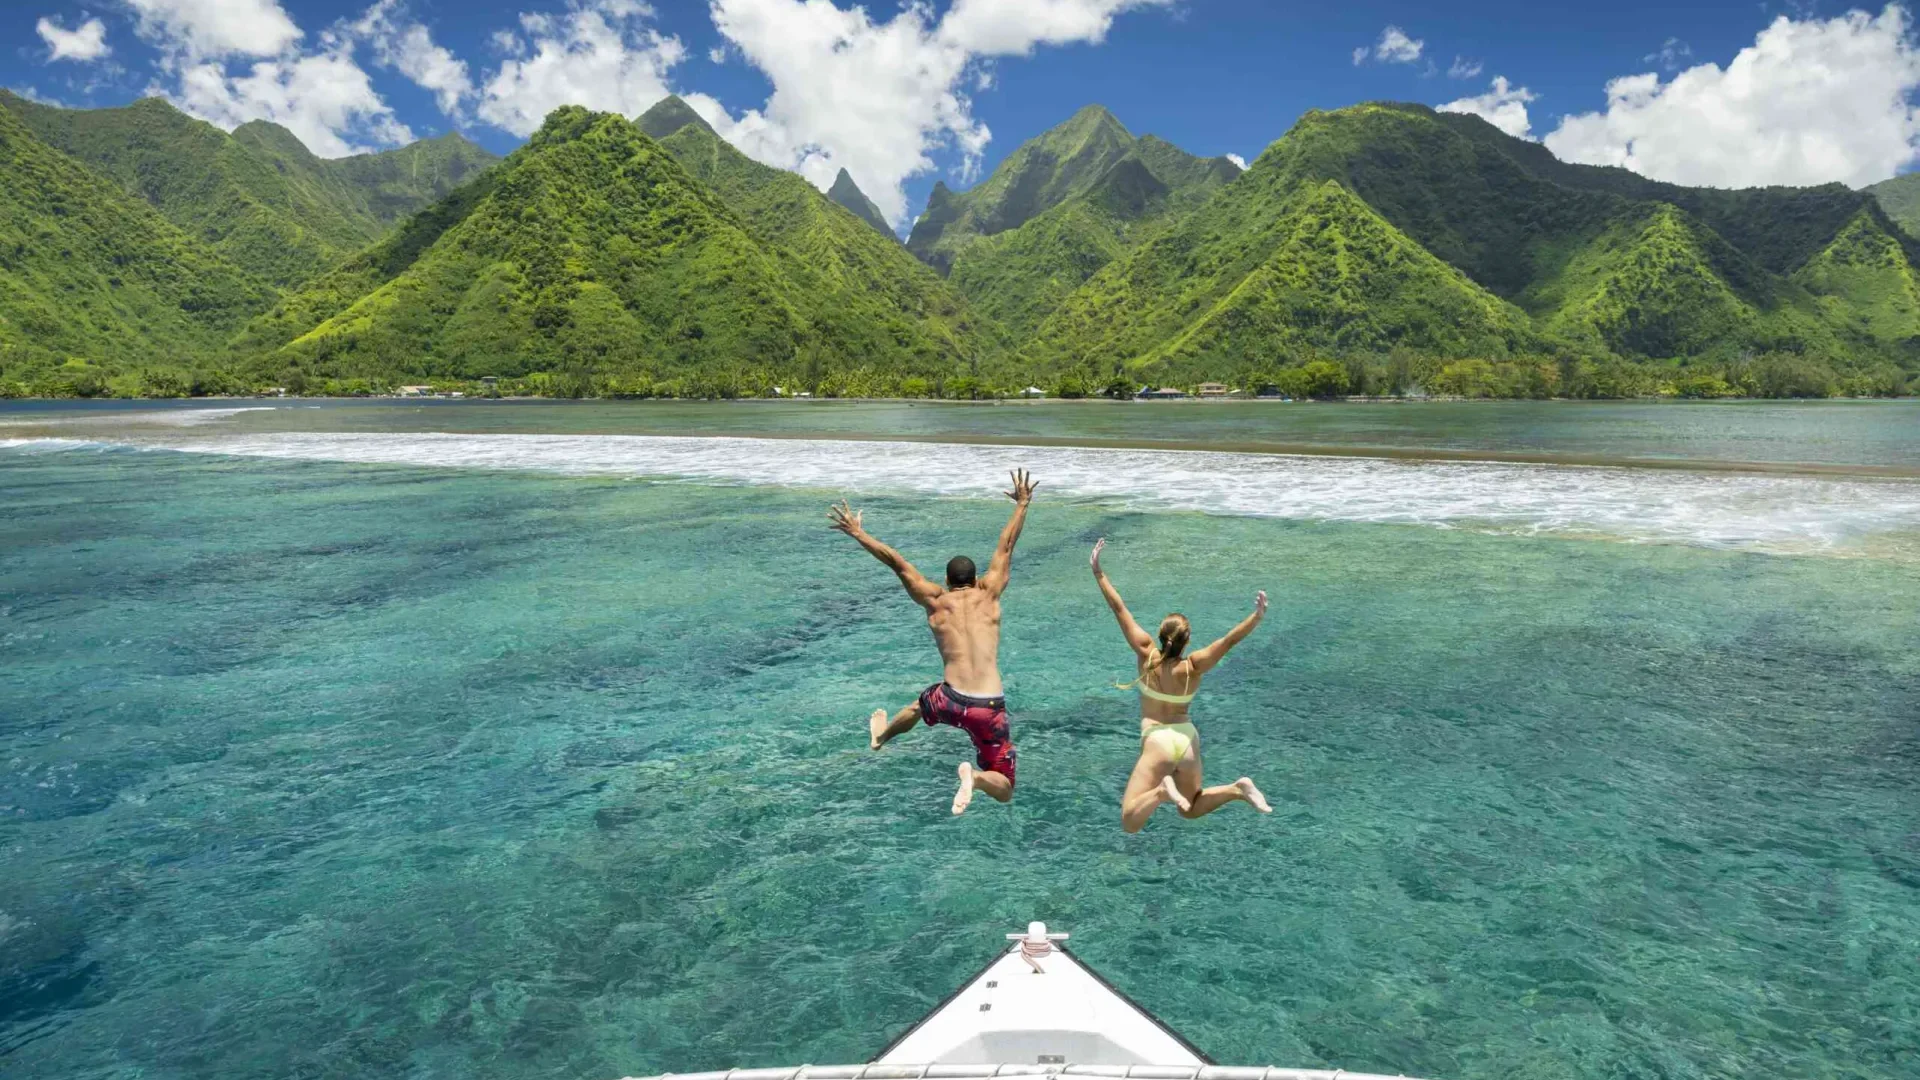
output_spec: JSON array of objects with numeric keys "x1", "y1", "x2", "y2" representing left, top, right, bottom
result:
[{"x1": 918, "y1": 682, "x2": 1017, "y2": 789}]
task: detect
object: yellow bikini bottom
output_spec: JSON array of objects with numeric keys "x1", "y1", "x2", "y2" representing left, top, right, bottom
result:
[{"x1": 1141, "y1": 721, "x2": 1200, "y2": 765}]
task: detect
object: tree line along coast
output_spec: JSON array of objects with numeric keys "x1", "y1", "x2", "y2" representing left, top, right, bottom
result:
[{"x1": 4, "y1": 89, "x2": 1920, "y2": 402}]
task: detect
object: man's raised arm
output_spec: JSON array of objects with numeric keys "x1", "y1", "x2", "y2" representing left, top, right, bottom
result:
[
  {"x1": 829, "y1": 500, "x2": 942, "y2": 608},
  {"x1": 981, "y1": 469, "x2": 1037, "y2": 598}
]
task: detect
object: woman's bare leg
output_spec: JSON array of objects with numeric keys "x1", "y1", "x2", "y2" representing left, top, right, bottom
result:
[
  {"x1": 870, "y1": 702, "x2": 921, "y2": 750},
  {"x1": 1175, "y1": 753, "x2": 1272, "y2": 819},
  {"x1": 1120, "y1": 750, "x2": 1182, "y2": 833}
]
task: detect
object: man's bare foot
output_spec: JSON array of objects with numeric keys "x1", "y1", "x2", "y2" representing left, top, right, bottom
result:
[
  {"x1": 1236, "y1": 777, "x2": 1272, "y2": 813},
  {"x1": 1159, "y1": 775, "x2": 1192, "y2": 813},
  {"x1": 869, "y1": 709, "x2": 889, "y2": 750},
  {"x1": 952, "y1": 762, "x2": 976, "y2": 815}
]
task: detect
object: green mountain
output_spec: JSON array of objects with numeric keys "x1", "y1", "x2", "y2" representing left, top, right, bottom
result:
[
  {"x1": 1022, "y1": 102, "x2": 1920, "y2": 390},
  {"x1": 0, "y1": 91, "x2": 495, "y2": 287},
  {"x1": 309, "y1": 131, "x2": 495, "y2": 225},
  {"x1": 827, "y1": 168, "x2": 895, "y2": 237},
  {"x1": 0, "y1": 103, "x2": 273, "y2": 392},
  {"x1": 634, "y1": 96, "x2": 994, "y2": 354},
  {"x1": 634, "y1": 94, "x2": 709, "y2": 140},
  {"x1": 3, "y1": 91, "x2": 1915, "y2": 400},
  {"x1": 946, "y1": 136, "x2": 1239, "y2": 341},
  {"x1": 1026, "y1": 176, "x2": 1540, "y2": 376},
  {"x1": 906, "y1": 105, "x2": 1238, "y2": 274},
  {"x1": 235, "y1": 107, "x2": 985, "y2": 393},
  {"x1": 1868, "y1": 173, "x2": 1920, "y2": 240},
  {"x1": 1792, "y1": 209, "x2": 1920, "y2": 345}
]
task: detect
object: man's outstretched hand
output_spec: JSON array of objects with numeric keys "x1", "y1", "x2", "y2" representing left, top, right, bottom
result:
[
  {"x1": 1090, "y1": 537, "x2": 1106, "y2": 573},
  {"x1": 1005, "y1": 469, "x2": 1038, "y2": 506},
  {"x1": 828, "y1": 500, "x2": 865, "y2": 537},
  {"x1": 1254, "y1": 589, "x2": 1269, "y2": 616}
]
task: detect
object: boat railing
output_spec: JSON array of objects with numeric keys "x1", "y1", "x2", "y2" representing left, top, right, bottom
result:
[{"x1": 623, "y1": 1066, "x2": 1427, "y2": 1080}]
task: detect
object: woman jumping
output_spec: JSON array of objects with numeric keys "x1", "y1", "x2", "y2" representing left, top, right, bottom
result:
[{"x1": 1090, "y1": 538, "x2": 1273, "y2": 833}]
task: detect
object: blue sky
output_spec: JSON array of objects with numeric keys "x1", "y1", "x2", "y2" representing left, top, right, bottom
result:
[{"x1": 9, "y1": 1, "x2": 1919, "y2": 228}]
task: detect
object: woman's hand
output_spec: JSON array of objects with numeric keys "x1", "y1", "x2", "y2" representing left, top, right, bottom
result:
[
  {"x1": 1091, "y1": 537, "x2": 1106, "y2": 574},
  {"x1": 1254, "y1": 589, "x2": 1268, "y2": 616}
]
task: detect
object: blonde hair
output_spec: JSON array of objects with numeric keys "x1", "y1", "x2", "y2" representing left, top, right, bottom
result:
[{"x1": 1122, "y1": 613, "x2": 1191, "y2": 690}]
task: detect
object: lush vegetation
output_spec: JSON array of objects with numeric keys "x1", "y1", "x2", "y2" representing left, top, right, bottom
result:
[
  {"x1": 1866, "y1": 173, "x2": 1920, "y2": 242},
  {"x1": 0, "y1": 102, "x2": 275, "y2": 397},
  {"x1": 636, "y1": 96, "x2": 996, "y2": 360},
  {"x1": 2, "y1": 94, "x2": 1915, "y2": 400},
  {"x1": 0, "y1": 91, "x2": 495, "y2": 288},
  {"x1": 906, "y1": 105, "x2": 1240, "y2": 275},
  {"x1": 948, "y1": 140, "x2": 1240, "y2": 340},
  {"x1": 1016, "y1": 103, "x2": 1916, "y2": 397},
  {"x1": 238, "y1": 106, "x2": 990, "y2": 393},
  {"x1": 826, "y1": 167, "x2": 896, "y2": 237}
]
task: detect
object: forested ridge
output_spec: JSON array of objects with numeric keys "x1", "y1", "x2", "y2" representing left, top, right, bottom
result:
[{"x1": 2, "y1": 93, "x2": 1915, "y2": 400}]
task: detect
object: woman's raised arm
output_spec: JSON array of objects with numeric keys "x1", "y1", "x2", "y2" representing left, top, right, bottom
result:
[
  {"x1": 1091, "y1": 539, "x2": 1153, "y2": 657},
  {"x1": 1189, "y1": 590, "x2": 1268, "y2": 673}
]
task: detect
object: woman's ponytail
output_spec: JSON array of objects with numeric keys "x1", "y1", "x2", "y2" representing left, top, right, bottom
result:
[{"x1": 1125, "y1": 613, "x2": 1191, "y2": 687}]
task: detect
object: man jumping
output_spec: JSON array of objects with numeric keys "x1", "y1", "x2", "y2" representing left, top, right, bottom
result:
[{"x1": 829, "y1": 470, "x2": 1037, "y2": 815}]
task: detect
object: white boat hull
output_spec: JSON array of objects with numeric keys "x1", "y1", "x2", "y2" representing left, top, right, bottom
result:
[
  {"x1": 615, "y1": 924, "x2": 1435, "y2": 1080},
  {"x1": 873, "y1": 930, "x2": 1206, "y2": 1067}
]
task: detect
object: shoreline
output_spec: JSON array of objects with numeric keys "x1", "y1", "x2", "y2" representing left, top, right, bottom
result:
[{"x1": 3, "y1": 393, "x2": 1918, "y2": 406}]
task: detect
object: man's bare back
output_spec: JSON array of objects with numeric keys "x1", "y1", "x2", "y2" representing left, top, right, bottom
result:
[
  {"x1": 830, "y1": 470, "x2": 1037, "y2": 813},
  {"x1": 924, "y1": 585, "x2": 1004, "y2": 697}
]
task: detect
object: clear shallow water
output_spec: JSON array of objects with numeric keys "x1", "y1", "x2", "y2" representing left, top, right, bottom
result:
[{"x1": 3, "y1": 415, "x2": 1920, "y2": 1080}]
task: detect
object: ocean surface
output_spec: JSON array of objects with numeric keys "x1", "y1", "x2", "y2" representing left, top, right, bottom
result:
[{"x1": 3, "y1": 400, "x2": 1918, "y2": 1080}]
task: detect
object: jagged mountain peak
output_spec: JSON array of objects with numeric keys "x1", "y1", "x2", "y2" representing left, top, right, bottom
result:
[
  {"x1": 907, "y1": 103, "x2": 1229, "y2": 274},
  {"x1": 827, "y1": 168, "x2": 896, "y2": 238},
  {"x1": 637, "y1": 94, "x2": 716, "y2": 140}
]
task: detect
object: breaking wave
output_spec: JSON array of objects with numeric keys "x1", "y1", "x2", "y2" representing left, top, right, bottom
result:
[{"x1": 18, "y1": 430, "x2": 1912, "y2": 555}]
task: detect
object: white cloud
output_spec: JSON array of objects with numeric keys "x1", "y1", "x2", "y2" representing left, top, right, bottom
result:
[
  {"x1": 938, "y1": 0, "x2": 1165, "y2": 54},
  {"x1": 1545, "y1": 5, "x2": 1920, "y2": 189},
  {"x1": 699, "y1": 0, "x2": 1173, "y2": 226},
  {"x1": 1355, "y1": 24, "x2": 1423, "y2": 65},
  {"x1": 1438, "y1": 75, "x2": 1537, "y2": 139},
  {"x1": 708, "y1": 44, "x2": 727, "y2": 64},
  {"x1": 37, "y1": 15, "x2": 111, "y2": 62},
  {"x1": 1645, "y1": 37, "x2": 1692, "y2": 71},
  {"x1": 1225, "y1": 152, "x2": 1247, "y2": 169},
  {"x1": 124, "y1": 0, "x2": 302, "y2": 59},
  {"x1": 351, "y1": 0, "x2": 473, "y2": 117},
  {"x1": 173, "y1": 44, "x2": 415, "y2": 156},
  {"x1": 475, "y1": 0, "x2": 687, "y2": 136},
  {"x1": 1447, "y1": 55, "x2": 1482, "y2": 79},
  {"x1": 128, "y1": 0, "x2": 414, "y2": 158}
]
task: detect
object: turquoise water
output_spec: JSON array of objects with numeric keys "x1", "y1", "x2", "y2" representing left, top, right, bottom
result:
[{"x1": 4, "y1": 409, "x2": 1920, "y2": 1080}]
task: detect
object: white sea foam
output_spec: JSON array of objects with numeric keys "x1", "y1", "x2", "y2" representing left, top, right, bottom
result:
[
  {"x1": 140, "y1": 406, "x2": 280, "y2": 426},
  {"x1": 0, "y1": 437, "x2": 97, "y2": 451},
  {"x1": 0, "y1": 406, "x2": 276, "y2": 429},
  {"x1": 106, "y1": 431, "x2": 1920, "y2": 554}
]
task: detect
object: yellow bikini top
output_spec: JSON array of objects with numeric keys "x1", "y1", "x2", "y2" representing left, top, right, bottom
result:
[
  {"x1": 1136, "y1": 682, "x2": 1196, "y2": 705},
  {"x1": 1123, "y1": 662, "x2": 1195, "y2": 705}
]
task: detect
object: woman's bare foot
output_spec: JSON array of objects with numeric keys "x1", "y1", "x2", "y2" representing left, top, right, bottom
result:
[
  {"x1": 952, "y1": 762, "x2": 976, "y2": 815},
  {"x1": 1159, "y1": 775, "x2": 1192, "y2": 813},
  {"x1": 869, "y1": 709, "x2": 889, "y2": 750},
  {"x1": 1236, "y1": 777, "x2": 1272, "y2": 813}
]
